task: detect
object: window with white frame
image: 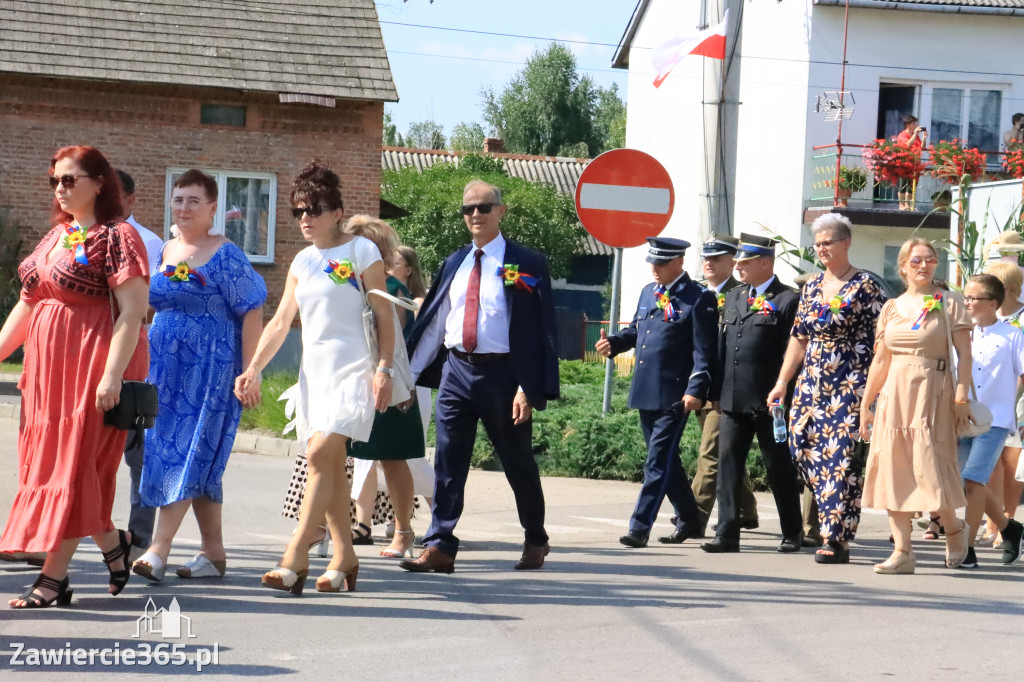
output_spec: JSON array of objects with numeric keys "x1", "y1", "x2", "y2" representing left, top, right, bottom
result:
[
  {"x1": 164, "y1": 169, "x2": 277, "y2": 263},
  {"x1": 925, "y1": 86, "x2": 1004, "y2": 163}
]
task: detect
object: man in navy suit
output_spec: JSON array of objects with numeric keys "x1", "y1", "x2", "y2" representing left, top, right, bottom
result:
[
  {"x1": 400, "y1": 180, "x2": 559, "y2": 573},
  {"x1": 596, "y1": 237, "x2": 718, "y2": 547}
]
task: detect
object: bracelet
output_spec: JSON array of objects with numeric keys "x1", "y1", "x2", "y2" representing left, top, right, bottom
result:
[
  {"x1": 954, "y1": 399, "x2": 968, "y2": 405},
  {"x1": 376, "y1": 365, "x2": 394, "y2": 377},
  {"x1": 774, "y1": 379, "x2": 787, "y2": 386}
]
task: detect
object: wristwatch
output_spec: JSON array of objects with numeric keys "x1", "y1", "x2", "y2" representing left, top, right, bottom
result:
[{"x1": 376, "y1": 365, "x2": 394, "y2": 377}]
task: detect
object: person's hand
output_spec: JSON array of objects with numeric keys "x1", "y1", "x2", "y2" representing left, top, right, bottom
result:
[
  {"x1": 953, "y1": 402, "x2": 971, "y2": 434},
  {"x1": 373, "y1": 369, "x2": 393, "y2": 412},
  {"x1": 711, "y1": 400, "x2": 721, "y2": 415},
  {"x1": 234, "y1": 366, "x2": 262, "y2": 406},
  {"x1": 859, "y1": 408, "x2": 874, "y2": 441},
  {"x1": 682, "y1": 394, "x2": 703, "y2": 413},
  {"x1": 595, "y1": 329, "x2": 612, "y2": 358},
  {"x1": 96, "y1": 373, "x2": 121, "y2": 413},
  {"x1": 512, "y1": 390, "x2": 533, "y2": 425},
  {"x1": 766, "y1": 381, "x2": 787, "y2": 406},
  {"x1": 397, "y1": 397, "x2": 415, "y2": 413}
]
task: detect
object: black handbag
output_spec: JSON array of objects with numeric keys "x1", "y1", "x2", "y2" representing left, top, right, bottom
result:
[{"x1": 104, "y1": 380, "x2": 159, "y2": 431}]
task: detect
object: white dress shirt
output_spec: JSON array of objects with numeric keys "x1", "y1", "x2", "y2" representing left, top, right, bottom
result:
[
  {"x1": 444, "y1": 232, "x2": 510, "y2": 353},
  {"x1": 125, "y1": 214, "x2": 164, "y2": 276},
  {"x1": 748, "y1": 275, "x2": 776, "y2": 299},
  {"x1": 971, "y1": 320, "x2": 1024, "y2": 430}
]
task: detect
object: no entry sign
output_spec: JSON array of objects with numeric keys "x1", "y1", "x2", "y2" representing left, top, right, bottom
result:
[{"x1": 574, "y1": 148, "x2": 674, "y2": 248}]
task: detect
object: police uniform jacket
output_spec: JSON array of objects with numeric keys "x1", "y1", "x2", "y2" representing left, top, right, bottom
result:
[
  {"x1": 715, "y1": 276, "x2": 799, "y2": 414},
  {"x1": 606, "y1": 273, "x2": 718, "y2": 411}
]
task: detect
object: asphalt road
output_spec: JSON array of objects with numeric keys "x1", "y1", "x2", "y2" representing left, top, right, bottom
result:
[{"x1": 0, "y1": 416, "x2": 1021, "y2": 680}]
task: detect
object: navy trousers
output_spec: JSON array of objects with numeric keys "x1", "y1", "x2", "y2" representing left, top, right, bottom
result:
[
  {"x1": 123, "y1": 432, "x2": 155, "y2": 547},
  {"x1": 630, "y1": 408, "x2": 701, "y2": 535},
  {"x1": 424, "y1": 354, "x2": 548, "y2": 558}
]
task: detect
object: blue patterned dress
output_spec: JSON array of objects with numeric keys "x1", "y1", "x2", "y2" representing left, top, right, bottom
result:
[
  {"x1": 140, "y1": 242, "x2": 267, "y2": 507},
  {"x1": 788, "y1": 271, "x2": 887, "y2": 543}
]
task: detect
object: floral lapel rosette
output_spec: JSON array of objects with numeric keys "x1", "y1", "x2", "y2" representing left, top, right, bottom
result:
[
  {"x1": 654, "y1": 285, "x2": 678, "y2": 321},
  {"x1": 910, "y1": 291, "x2": 942, "y2": 330},
  {"x1": 1010, "y1": 317, "x2": 1023, "y2": 330},
  {"x1": 496, "y1": 263, "x2": 539, "y2": 292},
  {"x1": 748, "y1": 293, "x2": 776, "y2": 316},
  {"x1": 716, "y1": 292, "x2": 726, "y2": 311},
  {"x1": 163, "y1": 261, "x2": 206, "y2": 285},
  {"x1": 817, "y1": 294, "x2": 850, "y2": 320},
  {"x1": 324, "y1": 259, "x2": 359, "y2": 290},
  {"x1": 62, "y1": 224, "x2": 89, "y2": 264}
]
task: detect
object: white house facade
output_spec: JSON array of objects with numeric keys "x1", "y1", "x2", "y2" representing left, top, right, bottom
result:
[{"x1": 613, "y1": 0, "x2": 1024, "y2": 311}]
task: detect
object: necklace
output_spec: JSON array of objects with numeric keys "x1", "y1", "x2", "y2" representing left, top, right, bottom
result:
[{"x1": 824, "y1": 265, "x2": 854, "y2": 282}]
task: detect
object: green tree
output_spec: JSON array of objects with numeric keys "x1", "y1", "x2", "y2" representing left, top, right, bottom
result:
[
  {"x1": 449, "y1": 121, "x2": 486, "y2": 152},
  {"x1": 482, "y1": 43, "x2": 599, "y2": 157},
  {"x1": 381, "y1": 154, "x2": 586, "y2": 277},
  {"x1": 406, "y1": 119, "x2": 446, "y2": 150},
  {"x1": 382, "y1": 108, "x2": 402, "y2": 147},
  {"x1": 594, "y1": 83, "x2": 627, "y2": 152}
]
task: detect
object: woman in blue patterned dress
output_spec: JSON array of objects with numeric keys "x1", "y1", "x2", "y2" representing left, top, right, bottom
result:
[
  {"x1": 132, "y1": 170, "x2": 266, "y2": 582},
  {"x1": 767, "y1": 214, "x2": 887, "y2": 564}
]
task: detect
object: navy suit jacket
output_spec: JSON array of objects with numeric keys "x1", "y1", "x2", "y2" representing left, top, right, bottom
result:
[
  {"x1": 406, "y1": 239, "x2": 560, "y2": 411},
  {"x1": 606, "y1": 273, "x2": 719, "y2": 411}
]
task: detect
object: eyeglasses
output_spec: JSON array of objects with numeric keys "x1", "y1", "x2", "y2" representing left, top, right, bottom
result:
[
  {"x1": 964, "y1": 296, "x2": 995, "y2": 304},
  {"x1": 49, "y1": 174, "x2": 90, "y2": 190},
  {"x1": 461, "y1": 203, "x2": 495, "y2": 216},
  {"x1": 291, "y1": 205, "x2": 326, "y2": 219},
  {"x1": 907, "y1": 257, "x2": 938, "y2": 266},
  {"x1": 171, "y1": 197, "x2": 212, "y2": 209},
  {"x1": 813, "y1": 238, "x2": 849, "y2": 250}
]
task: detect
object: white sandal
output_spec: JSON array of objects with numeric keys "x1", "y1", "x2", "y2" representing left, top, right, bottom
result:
[
  {"x1": 131, "y1": 552, "x2": 166, "y2": 582},
  {"x1": 176, "y1": 554, "x2": 226, "y2": 579}
]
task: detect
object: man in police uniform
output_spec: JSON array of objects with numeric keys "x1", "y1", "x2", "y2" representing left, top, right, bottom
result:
[
  {"x1": 701, "y1": 233, "x2": 803, "y2": 553},
  {"x1": 595, "y1": 237, "x2": 718, "y2": 547},
  {"x1": 690, "y1": 234, "x2": 760, "y2": 537}
]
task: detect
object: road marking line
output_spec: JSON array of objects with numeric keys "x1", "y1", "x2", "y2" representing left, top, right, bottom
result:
[{"x1": 579, "y1": 183, "x2": 671, "y2": 214}]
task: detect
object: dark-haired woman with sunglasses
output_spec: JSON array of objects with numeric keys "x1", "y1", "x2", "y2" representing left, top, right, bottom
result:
[
  {"x1": 0, "y1": 145, "x2": 150, "y2": 607},
  {"x1": 235, "y1": 161, "x2": 396, "y2": 594},
  {"x1": 131, "y1": 169, "x2": 266, "y2": 583}
]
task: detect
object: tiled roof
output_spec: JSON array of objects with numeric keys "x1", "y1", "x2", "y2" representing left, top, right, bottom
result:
[
  {"x1": 381, "y1": 147, "x2": 612, "y2": 256},
  {"x1": 0, "y1": 0, "x2": 397, "y2": 102}
]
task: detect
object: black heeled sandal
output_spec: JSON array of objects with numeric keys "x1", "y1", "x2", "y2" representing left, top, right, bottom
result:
[
  {"x1": 351, "y1": 522, "x2": 374, "y2": 546},
  {"x1": 12, "y1": 573, "x2": 73, "y2": 609},
  {"x1": 102, "y1": 529, "x2": 132, "y2": 596}
]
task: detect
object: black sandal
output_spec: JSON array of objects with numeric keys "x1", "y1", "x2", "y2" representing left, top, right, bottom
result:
[
  {"x1": 12, "y1": 573, "x2": 73, "y2": 609},
  {"x1": 814, "y1": 541, "x2": 850, "y2": 564},
  {"x1": 351, "y1": 522, "x2": 374, "y2": 545},
  {"x1": 102, "y1": 529, "x2": 132, "y2": 596}
]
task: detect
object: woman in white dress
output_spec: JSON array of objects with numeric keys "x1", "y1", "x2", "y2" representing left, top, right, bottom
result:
[{"x1": 234, "y1": 162, "x2": 395, "y2": 595}]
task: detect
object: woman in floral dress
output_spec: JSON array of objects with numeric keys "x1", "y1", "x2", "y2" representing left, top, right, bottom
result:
[{"x1": 768, "y1": 214, "x2": 887, "y2": 564}]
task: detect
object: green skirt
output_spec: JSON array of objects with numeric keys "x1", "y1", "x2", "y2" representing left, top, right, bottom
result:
[{"x1": 349, "y1": 396, "x2": 426, "y2": 461}]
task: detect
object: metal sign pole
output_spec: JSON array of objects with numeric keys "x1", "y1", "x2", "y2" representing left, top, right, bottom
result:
[{"x1": 602, "y1": 247, "x2": 623, "y2": 415}]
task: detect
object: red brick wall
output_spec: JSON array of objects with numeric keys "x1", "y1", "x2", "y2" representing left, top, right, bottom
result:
[{"x1": 0, "y1": 74, "x2": 384, "y2": 319}]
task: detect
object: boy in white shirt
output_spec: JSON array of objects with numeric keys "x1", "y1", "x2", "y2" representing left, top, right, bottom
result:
[{"x1": 959, "y1": 274, "x2": 1024, "y2": 568}]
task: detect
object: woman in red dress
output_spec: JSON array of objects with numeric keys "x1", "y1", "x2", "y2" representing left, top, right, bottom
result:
[{"x1": 0, "y1": 146, "x2": 150, "y2": 608}]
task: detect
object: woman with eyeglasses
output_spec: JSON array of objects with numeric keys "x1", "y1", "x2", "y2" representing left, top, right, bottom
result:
[
  {"x1": 131, "y1": 169, "x2": 266, "y2": 583},
  {"x1": 859, "y1": 238, "x2": 972, "y2": 573},
  {"x1": 0, "y1": 146, "x2": 150, "y2": 607},
  {"x1": 767, "y1": 214, "x2": 887, "y2": 565},
  {"x1": 235, "y1": 161, "x2": 396, "y2": 594}
]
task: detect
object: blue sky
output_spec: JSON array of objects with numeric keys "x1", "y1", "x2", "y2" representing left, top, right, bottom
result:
[{"x1": 375, "y1": 0, "x2": 635, "y2": 143}]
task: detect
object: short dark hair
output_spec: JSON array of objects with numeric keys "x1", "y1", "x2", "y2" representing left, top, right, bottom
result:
[
  {"x1": 290, "y1": 160, "x2": 344, "y2": 211},
  {"x1": 968, "y1": 273, "x2": 1005, "y2": 306},
  {"x1": 173, "y1": 169, "x2": 218, "y2": 202},
  {"x1": 1014, "y1": 113, "x2": 1024, "y2": 126},
  {"x1": 903, "y1": 114, "x2": 919, "y2": 126},
  {"x1": 116, "y1": 169, "x2": 135, "y2": 196}
]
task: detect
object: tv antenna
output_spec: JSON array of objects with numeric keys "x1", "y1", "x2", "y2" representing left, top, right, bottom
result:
[{"x1": 815, "y1": 91, "x2": 855, "y2": 121}]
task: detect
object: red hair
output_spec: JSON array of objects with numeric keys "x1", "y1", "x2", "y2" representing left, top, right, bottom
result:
[{"x1": 49, "y1": 146, "x2": 125, "y2": 226}]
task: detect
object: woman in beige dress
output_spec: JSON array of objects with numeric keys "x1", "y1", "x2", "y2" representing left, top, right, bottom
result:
[{"x1": 860, "y1": 238, "x2": 970, "y2": 574}]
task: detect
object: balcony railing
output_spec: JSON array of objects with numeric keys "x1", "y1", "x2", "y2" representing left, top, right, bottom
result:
[{"x1": 808, "y1": 143, "x2": 1010, "y2": 212}]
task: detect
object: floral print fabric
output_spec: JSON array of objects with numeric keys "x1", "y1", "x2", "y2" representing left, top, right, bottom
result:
[{"x1": 788, "y1": 271, "x2": 887, "y2": 542}]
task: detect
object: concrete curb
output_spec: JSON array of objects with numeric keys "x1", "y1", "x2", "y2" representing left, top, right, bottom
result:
[{"x1": 233, "y1": 431, "x2": 302, "y2": 458}]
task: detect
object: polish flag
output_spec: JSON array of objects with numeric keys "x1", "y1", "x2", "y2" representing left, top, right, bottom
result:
[{"x1": 651, "y1": 10, "x2": 729, "y2": 88}]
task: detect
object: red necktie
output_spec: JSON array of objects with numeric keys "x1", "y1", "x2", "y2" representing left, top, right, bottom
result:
[{"x1": 462, "y1": 248, "x2": 484, "y2": 352}]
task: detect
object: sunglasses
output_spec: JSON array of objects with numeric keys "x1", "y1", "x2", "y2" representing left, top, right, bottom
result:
[
  {"x1": 461, "y1": 203, "x2": 495, "y2": 216},
  {"x1": 292, "y1": 205, "x2": 327, "y2": 219},
  {"x1": 908, "y1": 257, "x2": 938, "y2": 266},
  {"x1": 49, "y1": 173, "x2": 90, "y2": 190}
]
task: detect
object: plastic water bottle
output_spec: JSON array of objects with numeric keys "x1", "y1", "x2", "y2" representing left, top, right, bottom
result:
[{"x1": 771, "y1": 403, "x2": 787, "y2": 443}]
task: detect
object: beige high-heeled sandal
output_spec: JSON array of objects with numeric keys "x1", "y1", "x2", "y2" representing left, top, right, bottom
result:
[
  {"x1": 945, "y1": 521, "x2": 969, "y2": 569},
  {"x1": 315, "y1": 565, "x2": 358, "y2": 592},
  {"x1": 379, "y1": 530, "x2": 415, "y2": 559},
  {"x1": 874, "y1": 549, "x2": 916, "y2": 574}
]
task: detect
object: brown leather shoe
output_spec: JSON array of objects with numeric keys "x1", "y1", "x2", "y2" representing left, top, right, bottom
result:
[
  {"x1": 514, "y1": 543, "x2": 550, "y2": 570},
  {"x1": 399, "y1": 547, "x2": 455, "y2": 574}
]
